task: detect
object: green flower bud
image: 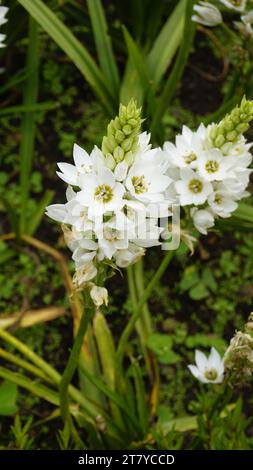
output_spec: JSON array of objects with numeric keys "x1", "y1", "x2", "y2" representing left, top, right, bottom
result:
[
  {"x1": 123, "y1": 124, "x2": 132, "y2": 135},
  {"x1": 208, "y1": 96, "x2": 253, "y2": 154},
  {"x1": 115, "y1": 129, "x2": 125, "y2": 143},
  {"x1": 105, "y1": 154, "x2": 116, "y2": 170},
  {"x1": 102, "y1": 99, "x2": 142, "y2": 168},
  {"x1": 113, "y1": 146, "x2": 124, "y2": 163}
]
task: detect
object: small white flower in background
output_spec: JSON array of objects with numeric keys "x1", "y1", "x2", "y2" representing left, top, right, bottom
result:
[
  {"x1": 188, "y1": 347, "x2": 224, "y2": 383},
  {"x1": 0, "y1": 5, "x2": 8, "y2": 48},
  {"x1": 219, "y1": 0, "x2": 247, "y2": 13},
  {"x1": 192, "y1": 2, "x2": 223, "y2": 27}
]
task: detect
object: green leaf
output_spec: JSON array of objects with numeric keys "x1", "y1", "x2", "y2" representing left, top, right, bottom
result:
[
  {"x1": 158, "y1": 415, "x2": 198, "y2": 434},
  {"x1": 87, "y1": 0, "x2": 120, "y2": 94},
  {"x1": 233, "y1": 203, "x2": 253, "y2": 223},
  {"x1": 202, "y1": 268, "x2": 218, "y2": 293},
  {"x1": 189, "y1": 283, "x2": 209, "y2": 300},
  {"x1": 0, "y1": 380, "x2": 18, "y2": 416},
  {"x1": 28, "y1": 190, "x2": 54, "y2": 235},
  {"x1": 0, "y1": 102, "x2": 58, "y2": 116},
  {"x1": 17, "y1": 0, "x2": 116, "y2": 115},
  {"x1": 120, "y1": 59, "x2": 144, "y2": 106},
  {"x1": 146, "y1": 0, "x2": 185, "y2": 87},
  {"x1": 146, "y1": 333, "x2": 180, "y2": 364},
  {"x1": 122, "y1": 26, "x2": 153, "y2": 107},
  {"x1": 130, "y1": 359, "x2": 149, "y2": 435},
  {"x1": 179, "y1": 265, "x2": 199, "y2": 291},
  {"x1": 185, "y1": 334, "x2": 227, "y2": 351}
]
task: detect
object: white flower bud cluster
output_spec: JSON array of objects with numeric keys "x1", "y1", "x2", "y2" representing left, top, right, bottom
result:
[{"x1": 46, "y1": 132, "x2": 172, "y2": 285}]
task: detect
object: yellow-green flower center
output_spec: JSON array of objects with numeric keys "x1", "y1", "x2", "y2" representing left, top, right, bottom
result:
[
  {"x1": 214, "y1": 193, "x2": 223, "y2": 204},
  {"x1": 205, "y1": 160, "x2": 219, "y2": 174},
  {"x1": 132, "y1": 175, "x2": 148, "y2": 194},
  {"x1": 94, "y1": 184, "x2": 113, "y2": 203},
  {"x1": 184, "y1": 152, "x2": 197, "y2": 165},
  {"x1": 230, "y1": 0, "x2": 243, "y2": 6},
  {"x1": 188, "y1": 179, "x2": 203, "y2": 194},
  {"x1": 104, "y1": 227, "x2": 120, "y2": 241},
  {"x1": 204, "y1": 368, "x2": 218, "y2": 381}
]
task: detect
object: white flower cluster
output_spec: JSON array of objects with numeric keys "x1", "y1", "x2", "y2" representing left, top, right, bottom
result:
[
  {"x1": 163, "y1": 120, "x2": 252, "y2": 235},
  {"x1": 46, "y1": 99, "x2": 252, "y2": 284},
  {"x1": 0, "y1": 4, "x2": 8, "y2": 48},
  {"x1": 46, "y1": 130, "x2": 171, "y2": 285}
]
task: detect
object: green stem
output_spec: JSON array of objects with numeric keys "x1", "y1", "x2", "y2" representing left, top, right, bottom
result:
[
  {"x1": 117, "y1": 251, "x2": 174, "y2": 366},
  {"x1": 134, "y1": 259, "x2": 152, "y2": 334},
  {"x1": 221, "y1": 22, "x2": 239, "y2": 42},
  {"x1": 59, "y1": 302, "x2": 95, "y2": 423}
]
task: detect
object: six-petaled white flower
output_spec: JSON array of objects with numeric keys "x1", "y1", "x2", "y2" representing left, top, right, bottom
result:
[{"x1": 188, "y1": 347, "x2": 224, "y2": 383}]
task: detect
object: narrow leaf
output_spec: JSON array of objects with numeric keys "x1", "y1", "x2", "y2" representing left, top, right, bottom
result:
[
  {"x1": 87, "y1": 0, "x2": 120, "y2": 94},
  {"x1": 146, "y1": 0, "x2": 185, "y2": 87},
  {"x1": 17, "y1": 0, "x2": 116, "y2": 115}
]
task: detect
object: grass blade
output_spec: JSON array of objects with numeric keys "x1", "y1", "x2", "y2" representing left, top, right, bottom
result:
[
  {"x1": 28, "y1": 190, "x2": 54, "y2": 235},
  {"x1": 122, "y1": 25, "x2": 151, "y2": 100},
  {"x1": 17, "y1": 0, "x2": 116, "y2": 115},
  {"x1": 146, "y1": 0, "x2": 185, "y2": 88},
  {"x1": 87, "y1": 0, "x2": 120, "y2": 94},
  {"x1": 0, "y1": 101, "x2": 58, "y2": 116}
]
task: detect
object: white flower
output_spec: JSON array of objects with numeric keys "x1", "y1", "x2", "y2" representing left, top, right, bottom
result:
[
  {"x1": 208, "y1": 184, "x2": 238, "y2": 217},
  {"x1": 175, "y1": 168, "x2": 213, "y2": 205},
  {"x1": 188, "y1": 347, "x2": 224, "y2": 384},
  {"x1": 126, "y1": 151, "x2": 171, "y2": 203},
  {"x1": 197, "y1": 149, "x2": 235, "y2": 181},
  {"x1": 90, "y1": 285, "x2": 108, "y2": 307},
  {"x1": 96, "y1": 216, "x2": 132, "y2": 260},
  {"x1": 0, "y1": 6, "x2": 8, "y2": 26},
  {"x1": 164, "y1": 125, "x2": 206, "y2": 170},
  {"x1": 73, "y1": 261, "x2": 98, "y2": 287},
  {"x1": 191, "y1": 207, "x2": 215, "y2": 234},
  {"x1": 56, "y1": 144, "x2": 105, "y2": 187},
  {"x1": 46, "y1": 187, "x2": 94, "y2": 232},
  {"x1": 219, "y1": 0, "x2": 247, "y2": 12},
  {"x1": 72, "y1": 236, "x2": 98, "y2": 268},
  {"x1": 76, "y1": 167, "x2": 125, "y2": 217},
  {"x1": 0, "y1": 5, "x2": 8, "y2": 48},
  {"x1": 137, "y1": 131, "x2": 152, "y2": 154},
  {"x1": 192, "y1": 2, "x2": 223, "y2": 27}
]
